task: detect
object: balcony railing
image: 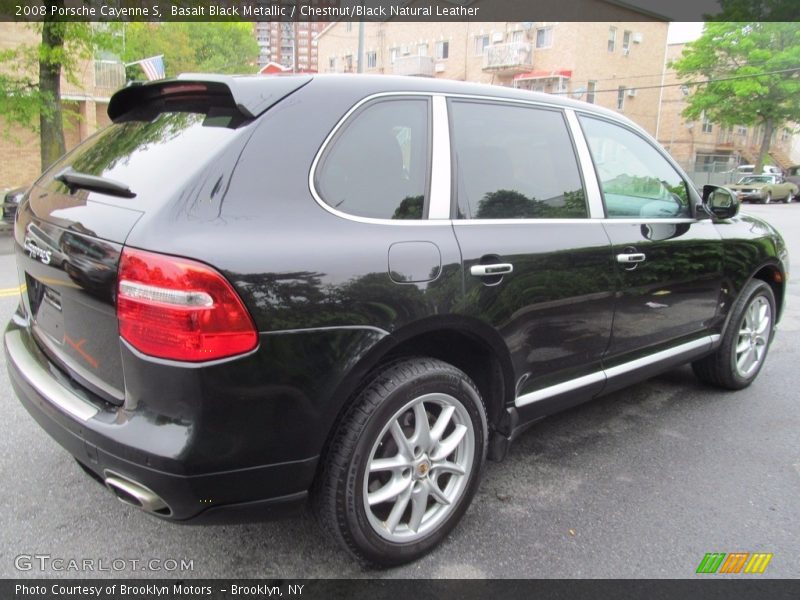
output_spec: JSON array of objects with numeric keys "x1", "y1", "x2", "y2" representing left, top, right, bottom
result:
[
  {"x1": 483, "y1": 42, "x2": 532, "y2": 73},
  {"x1": 393, "y1": 55, "x2": 435, "y2": 77},
  {"x1": 94, "y1": 60, "x2": 126, "y2": 93}
]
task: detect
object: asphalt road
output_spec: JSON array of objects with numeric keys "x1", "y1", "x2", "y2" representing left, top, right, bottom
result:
[{"x1": 0, "y1": 205, "x2": 798, "y2": 579}]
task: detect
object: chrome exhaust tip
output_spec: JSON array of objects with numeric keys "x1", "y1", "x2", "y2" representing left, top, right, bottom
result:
[{"x1": 104, "y1": 472, "x2": 172, "y2": 516}]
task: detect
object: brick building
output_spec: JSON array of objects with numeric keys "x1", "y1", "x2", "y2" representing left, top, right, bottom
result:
[
  {"x1": 254, "y1": 20, "x2": 329, "y2": 72},
  {"x1": 316, "y1": 9, "x2": 669, "y2": 134},
  {"x1": 658, "y1": 42, "x2": 795, "y2": 173},
  {"x1": 0, "y1": 23, "x2": 125, "y2": 188}
]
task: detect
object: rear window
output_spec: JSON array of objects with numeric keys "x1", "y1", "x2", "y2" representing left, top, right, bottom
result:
[
  {"x1": 39, "y1": 106, "x2": 250, "y2": 212},
  {"x1": 315, "y1": 98, "x2": 431, "y2": 220}
]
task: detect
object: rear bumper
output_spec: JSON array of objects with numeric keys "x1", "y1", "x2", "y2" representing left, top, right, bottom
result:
[{"x1": 5, "y1": 323, "x2": 315, "y2": 522}]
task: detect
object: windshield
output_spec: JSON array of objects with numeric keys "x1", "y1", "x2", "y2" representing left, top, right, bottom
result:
[{"x1": 738, "y1": 176, "x2": 772, "y2": 184}]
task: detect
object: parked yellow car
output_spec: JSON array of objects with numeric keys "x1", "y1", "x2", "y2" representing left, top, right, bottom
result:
[{"x1": 728, "y1": 174, "x2": 799, "y2": 204}]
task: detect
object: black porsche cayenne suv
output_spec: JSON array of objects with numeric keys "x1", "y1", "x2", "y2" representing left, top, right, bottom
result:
[{"x1": 5, "y1": 74, "x2": 788, "y2": 565}]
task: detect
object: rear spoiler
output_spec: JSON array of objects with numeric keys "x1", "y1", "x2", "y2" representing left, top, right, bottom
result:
[{"x1": 108, "y1": 74, "x2": 313, "y2": 122}]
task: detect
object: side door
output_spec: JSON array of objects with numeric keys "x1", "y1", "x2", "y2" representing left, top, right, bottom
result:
[
  {"x1": 448, "y1": 99, "x2": 616, "y2": 418},
  {"x1": 576, "y1": 115, "x2": 724, "y2": 387}
]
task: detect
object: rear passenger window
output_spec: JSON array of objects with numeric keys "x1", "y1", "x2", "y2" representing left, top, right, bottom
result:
[
  {"x1": 316, "y1": 98, "x2": 430, "y2": 220},
  {"x1": 449, "y1": 101, "x2": 587, "y2": 219},
  {"x1": 579, "y1": 116, "x2": 690, "y2": 219}
]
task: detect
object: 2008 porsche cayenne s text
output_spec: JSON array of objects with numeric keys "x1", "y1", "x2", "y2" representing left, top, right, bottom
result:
[{"x1": 5, "y1": 74, "x2": 788, "y2": 565}]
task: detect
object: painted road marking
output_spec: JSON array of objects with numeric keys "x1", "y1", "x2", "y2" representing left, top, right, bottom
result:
[{"x1": 0, "y1": 284, "x2": 24, "y2": 297}]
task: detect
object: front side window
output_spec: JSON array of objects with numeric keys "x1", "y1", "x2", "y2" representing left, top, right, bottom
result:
[
  {"x1": 449, "y1": 101, "x2": 587, "y2": 219},
  {"x1": 316, "y1": 99, "x2": 430, "y2": 220},
  {"x1": 579, "y1": 116, "x2": 691, "y2": 219}
]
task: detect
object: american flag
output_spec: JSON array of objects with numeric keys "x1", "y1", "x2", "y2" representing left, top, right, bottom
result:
[{"x1": 136, "y1": 55, "x2": 165, "y2": 81}]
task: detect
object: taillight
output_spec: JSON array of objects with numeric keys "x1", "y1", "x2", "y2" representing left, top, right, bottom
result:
[{"x1": 117, "y1": 248, "x2": 257, "y2": 362}]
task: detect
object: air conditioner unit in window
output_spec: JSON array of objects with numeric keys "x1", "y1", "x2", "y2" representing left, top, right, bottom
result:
[
  {"x1": 401, "y1": 46, "x2": 410, "y2": 55},
  {"x1": 435, "y1": 63, "x2": 446, "y2": 73},
  {"x1": 492, "y1": 31, "x2": 504, "y2": 43},
  {"x1": 632, "y1": 32, "x2": 643, "y2": 43},
  {"x1": 627, "y1": 88, "x2": 637, "y2": 97},
  {"x1": 623, "y1": 48, "x2": 630, "y2": 56}
]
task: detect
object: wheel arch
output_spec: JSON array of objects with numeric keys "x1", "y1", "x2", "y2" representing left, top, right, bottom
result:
[
  {"x1": 318, "y1": 316, "x2": 517, "y2": 471},
  {"x1": 720, "y1": 259, "x2": 785, "y2": 340}
]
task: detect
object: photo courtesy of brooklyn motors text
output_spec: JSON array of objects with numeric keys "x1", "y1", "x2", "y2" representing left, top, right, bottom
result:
[{"x1": 0, "y1": 0, "x2": 798, "y2": 598}]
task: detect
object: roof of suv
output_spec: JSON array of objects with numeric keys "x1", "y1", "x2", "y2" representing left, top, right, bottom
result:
[{"x1": 109, "y1": 73, "x2": 640, "y2": 133}]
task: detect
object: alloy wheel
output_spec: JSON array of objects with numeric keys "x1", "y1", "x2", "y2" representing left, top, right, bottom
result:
[
  {"x1": 362, "y1": 393, "x2": 475, "y2": 543},
  {"x1": 734, "y1": 295, "x2": 772, "y2": 378}
]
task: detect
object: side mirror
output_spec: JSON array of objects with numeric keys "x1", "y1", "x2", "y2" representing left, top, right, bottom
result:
[{"x1": 702, "y1": 185, "x2": 739, "y2": 220}]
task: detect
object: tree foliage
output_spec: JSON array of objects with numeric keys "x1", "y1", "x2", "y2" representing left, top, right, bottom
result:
[
  {"x1": 0, "y1": 19, "x2": 117, "y2": 170},
  {"x1": 671, "y1": 23, "x2": 800, "y2": 171},
  {"x1": 122, "y1": 23, "x2": 259, "y2": 79}
]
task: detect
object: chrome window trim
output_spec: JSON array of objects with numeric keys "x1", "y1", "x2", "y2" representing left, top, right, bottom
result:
[
  {"x1": 429, "y1": 95, "x2": 452, "y2": 219},
  {"x1": 453, "y1": 217, "x2": 705, "y2": 226},
  {"x1": 5, "y1": 329, "x2": 99, "y2": 422},
  {"x1": 308, "y1": 91, "x2": 451, "y2": 227},
  {"x1": 565, "y1": 108, "x2": 605, "y2": 219},
  {"x1": 515, "y1": 334, "x2": 720, "y2": 408}
]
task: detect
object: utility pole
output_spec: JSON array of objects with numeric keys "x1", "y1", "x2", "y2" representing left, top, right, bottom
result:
[{"x1": 357, "y1": 20, "x2": 365, "y2": 73}]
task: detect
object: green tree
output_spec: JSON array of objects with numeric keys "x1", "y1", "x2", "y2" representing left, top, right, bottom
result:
[
  {"x1": 671, "y1": 23, "x2": 800, "y2": 173},
  {"x1": 0, "y1": 13, "x2": 114, "y2": 171},
  {"x1": 123, "y1": 23, "x2": 258, "y2": 79}
]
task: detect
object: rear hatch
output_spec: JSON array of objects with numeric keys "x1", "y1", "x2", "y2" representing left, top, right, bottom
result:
[{"x1": 15, "y1": 76, "x2": 310, "y2": 405}]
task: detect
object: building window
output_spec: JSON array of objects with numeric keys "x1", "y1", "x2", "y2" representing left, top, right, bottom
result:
[
  {"x1": 436, "y1": 40, "x2": 449, "y2": 59},
  {"x1": 417, "y1": 43, "x2": 428, "y2": 56},
  {"x1": 781, "y1": 128, "x2": 791, "y2": 141},
  {"x1": 344, "y1": 54, "x2": 353, "y2": 72},
  {"x1": 622, "y1": 30, "x2": 632, "y2": 54},
  {"x1": 737, "y1": 125, "x2": 747, "y2": 136},
  {"x1": 535, "y1": 27, "x2": 553, "y2": 49},
  {"x1": 366, "y1": 51, "x2": 377, "y2": 69},
  {"x1": 702, "y1": 113, "x2": 713, "y2": 133},
  {"x1": 617, "y1": 87, "x2": 625, "y2": 110},
  {"x1": 474, "y1": 35, "x2": 490, "y2": 55},
  {"x1": 587, "y1": 80, "x2": 596, "y2": 104},
  {"x1": 608, "y1": 27, "x2": 617, "y2": 52},
  {"x1": 390, "y1": 47, "x2": 399, "y2": 64},
  {"x1": 511, "y1": 30, "x2": 525, "y2": 43}
]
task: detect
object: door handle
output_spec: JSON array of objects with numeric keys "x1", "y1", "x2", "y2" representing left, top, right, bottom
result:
[
  {"x1": 616, "y1": 253, "x2": 646, "y2": 264},
  {"x1": 470, "y1": 263, "x2": 514, "y2": 277}
]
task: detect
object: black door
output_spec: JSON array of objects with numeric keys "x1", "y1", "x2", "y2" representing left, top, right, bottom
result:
[
  {"x1": 449, "y1": 100, "x2": 616, "y2": 416},
  {"x1": 577, "y1": 115, "x2": 724, "y2": 378}
]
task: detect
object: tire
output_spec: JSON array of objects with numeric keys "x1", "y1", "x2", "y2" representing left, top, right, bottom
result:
[
  {"x1": 313, "y1": 357, "x2": 487, "y2": 566},
  {"x1": 763, "y1": 191, "x2": 772, "y2": 204},
  {"x1": 692, "y1": 279, "x2": 776, "y2": 390}
]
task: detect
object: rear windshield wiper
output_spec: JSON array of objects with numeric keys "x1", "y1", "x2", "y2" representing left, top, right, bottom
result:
[{"x1": 55, "y1": 168, "x2": 136, "y2": 199}]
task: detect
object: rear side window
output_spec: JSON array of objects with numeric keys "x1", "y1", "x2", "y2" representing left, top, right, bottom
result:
[
  {"x1": 449, "y1": 100, "x2": 587, "y2": 219},
  {"x1": 315, "y1": 98, "x2": 430, "y2": 220},
  {"x1": 579, "y1": 116, "x2": 690, "y2": 219}
]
